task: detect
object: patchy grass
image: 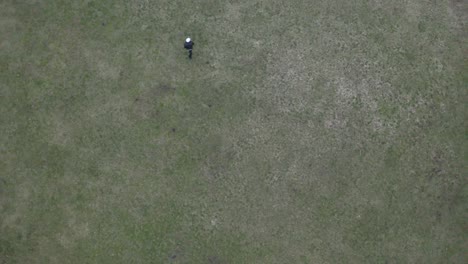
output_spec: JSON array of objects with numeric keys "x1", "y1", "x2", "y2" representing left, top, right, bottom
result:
[{"x1": 1, "y1": 0, "x2": 467, "y2": 263}]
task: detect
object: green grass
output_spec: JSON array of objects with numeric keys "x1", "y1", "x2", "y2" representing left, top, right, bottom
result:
[{"x1": 1, "y1": 0, "x2": 467, "y2": 263}]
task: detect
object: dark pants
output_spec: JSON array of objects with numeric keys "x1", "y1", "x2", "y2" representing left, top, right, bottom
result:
[{"x1": 188, "y1": 49, "x2": 192, "y2": 59}]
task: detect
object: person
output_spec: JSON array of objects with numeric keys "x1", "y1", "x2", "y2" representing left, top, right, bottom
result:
[{"x1": 184, "y1": 37, "x2": 195, "y2": 59}]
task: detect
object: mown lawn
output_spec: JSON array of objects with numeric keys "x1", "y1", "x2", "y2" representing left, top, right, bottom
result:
[{"x1": 1, "y1": 0, "x2": 466, "y2": 263}]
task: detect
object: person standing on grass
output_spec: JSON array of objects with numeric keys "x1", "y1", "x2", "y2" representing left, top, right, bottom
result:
[{"x1": 184, "y1": 37, "x2": 195, "y2": 59}]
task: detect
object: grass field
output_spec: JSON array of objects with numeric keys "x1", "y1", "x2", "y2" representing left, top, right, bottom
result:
[{"x1": 1, "y1": 0, "x2": 467, "y2": 263}]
